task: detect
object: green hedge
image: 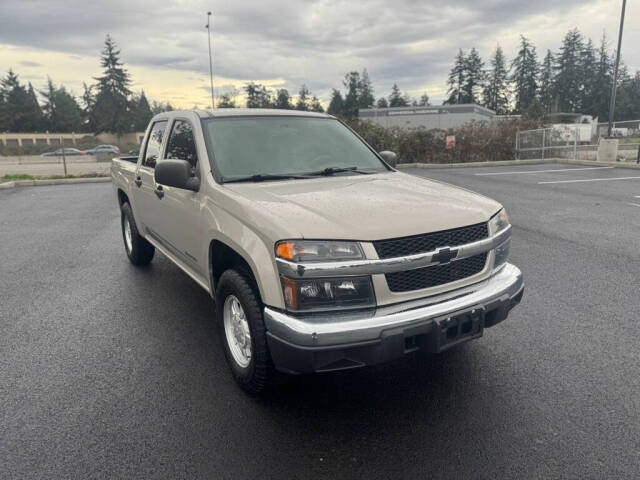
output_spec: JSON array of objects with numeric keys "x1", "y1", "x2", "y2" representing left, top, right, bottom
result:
[{"x1": 346, "y1": 117, "x2": 543, "y2": 164}]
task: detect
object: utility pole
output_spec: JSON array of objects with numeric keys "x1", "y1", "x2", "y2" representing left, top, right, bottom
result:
[
  {"x1": 206, "y1": 11, "x2": 214, "y2": 110},
  {"x1": 607, "y1": 0, "x2": 626, "y2": 137}
]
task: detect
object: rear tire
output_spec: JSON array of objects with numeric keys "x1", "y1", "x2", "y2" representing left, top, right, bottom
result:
[
  {"x1": 120, "y1": 202, "x2": 155, "y2": 266},
  {"x1": 216, "y1": 268, "x2": 278, "y2": 394}
]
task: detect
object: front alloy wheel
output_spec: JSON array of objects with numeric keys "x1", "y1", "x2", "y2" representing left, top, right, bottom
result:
[{"x1": 223, "y1": 295, "x2": 252, "y2": 368}]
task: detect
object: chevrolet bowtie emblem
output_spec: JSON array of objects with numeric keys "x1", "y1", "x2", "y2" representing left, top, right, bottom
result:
[{"x1": 432, "y1": 247, "x2": 458, "y2": 265}]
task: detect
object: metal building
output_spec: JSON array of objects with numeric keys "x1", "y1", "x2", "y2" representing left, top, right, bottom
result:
[{"x1": 358, "y1": 104, "x2": 496, "y2": 130}]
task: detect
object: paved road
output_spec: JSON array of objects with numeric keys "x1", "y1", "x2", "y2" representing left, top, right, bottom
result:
[{"x1": 2, "y1": 163, "x2": 639, "y2": 479}]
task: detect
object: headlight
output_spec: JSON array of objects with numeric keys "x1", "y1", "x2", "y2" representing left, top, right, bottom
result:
[
  {"x1": 488, "y1": 208, "x2": 509, "y2": 235},
  {"x1": 494, "y1": 238, "x2": 510, "y2": 269},
  {"x1": 276, "y1": 240, "x2": 364, "y2": 263},
  {"x1": 281, "y1": 276, "x2": 375, "y2": 311},
  {"x1": 488, "y1": 209, "x2": 510, "y2": 269}
]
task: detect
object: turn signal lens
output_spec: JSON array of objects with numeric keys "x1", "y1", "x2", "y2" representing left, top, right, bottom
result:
[{"x1": 276, "y1": 242, "x2": 296, "y2": 260}]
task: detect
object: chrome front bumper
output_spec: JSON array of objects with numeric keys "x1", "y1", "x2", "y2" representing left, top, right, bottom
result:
[{"x1": 264, "y1": 263, "x2": 524, "y2": 349}]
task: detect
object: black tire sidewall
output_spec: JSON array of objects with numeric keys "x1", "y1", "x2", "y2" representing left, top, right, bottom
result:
[
  {"x1": 120, "y1": 202, "x2": 154, "y2": 265},
  {"x1": 216, "y1": 268, "x2": 273, "y2": 391}
]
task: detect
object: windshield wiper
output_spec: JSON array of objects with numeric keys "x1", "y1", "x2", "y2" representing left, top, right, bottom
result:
[
  {"x1": 304, "y1": 166, "x2": 376, "y2": 176},
  {"x1": 223, "y1": 173, "x2": 311, "y2": 183}
]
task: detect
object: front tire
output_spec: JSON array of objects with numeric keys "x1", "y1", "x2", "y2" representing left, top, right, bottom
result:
[
  {"x1": 216, "y1": 268, "x2": 277, "y2": 394},
  {"x1": 120, "y1": 202, "x2": 155, "y2": 266}
]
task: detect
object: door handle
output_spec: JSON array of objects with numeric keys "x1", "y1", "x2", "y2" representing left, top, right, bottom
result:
[
  {"x1": 154, "y1": 185, "x2": 164, "y2": 199},
  {"x1": 134, "y1": 176, "x2": 142, "y2": 187}
]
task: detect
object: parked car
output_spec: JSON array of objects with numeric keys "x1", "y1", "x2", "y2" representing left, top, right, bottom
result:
[
  {"x1": 41, "y1": 148, "x2": 85, "y2": 157},
  {"x1": 111, "y1": 109, "x2": 524, "y2": 393},
  {"x1": 85, "y1": 144, "x2": 120, "y2": 155}
]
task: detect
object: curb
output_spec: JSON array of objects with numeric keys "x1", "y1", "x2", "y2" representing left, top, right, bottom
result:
[
  {"x1": 397, "y1": 158, "x2": 640, "y2": 170},
  {"x1": 0, "y1": 177, "x2": 111, "y2": 189}
]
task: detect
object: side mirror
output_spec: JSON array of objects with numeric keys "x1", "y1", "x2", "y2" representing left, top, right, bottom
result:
[
  {"x1": 379, "y1": 150, "x2": 398, "y2": 168},
  {"x1": 155, "y1": 159, "x2": 200, "y2": 191}
]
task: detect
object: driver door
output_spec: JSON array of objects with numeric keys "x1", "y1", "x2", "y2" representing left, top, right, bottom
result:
[{"x1": 153, "y1": 118, "x2": 204, "y2": 277}]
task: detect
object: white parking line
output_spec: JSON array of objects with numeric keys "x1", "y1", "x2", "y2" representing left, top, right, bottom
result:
[
  {"x1": 475, "y1": 166, "x2": 614, "y2": 176},
  {"x1": 538, "y1": 176, "x2": 640, "y2": 185},
  {"x1": 629, "y1": 203, "x2": 640, "y2": 208}
]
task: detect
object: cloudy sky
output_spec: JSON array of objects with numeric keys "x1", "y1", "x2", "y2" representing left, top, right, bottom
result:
[{"x1": 0, "y1": 0, "x2": 638, "y2": 108}]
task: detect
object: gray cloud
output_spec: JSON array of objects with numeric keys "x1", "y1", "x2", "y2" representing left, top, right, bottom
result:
[{"x1": 0, "y1": 0, "x2": 638, "y2": 104}]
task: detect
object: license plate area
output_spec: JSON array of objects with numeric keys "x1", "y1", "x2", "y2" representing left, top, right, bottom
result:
[{"x1": 433, "y1": 308, "x2": 484, "y2": 352}]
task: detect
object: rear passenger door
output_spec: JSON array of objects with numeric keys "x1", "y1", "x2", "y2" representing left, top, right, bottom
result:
[
  {"x1": 154, "y1": 118, "x2": 204, "y2": 275},
  {"x1": 132, "y1": 119, "x2": 167, "y2": 236}
]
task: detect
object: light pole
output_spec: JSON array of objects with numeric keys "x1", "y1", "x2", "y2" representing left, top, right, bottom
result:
[
  {"x1": 206, "y1": 11, "x2": 214, "y2": 110},
  {"x1": 607, "y1": 0, "x2": 626, "y2": 137}
]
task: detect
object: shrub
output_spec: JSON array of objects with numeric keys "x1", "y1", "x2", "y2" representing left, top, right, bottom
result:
[{"x1": 346, "y1": 117, "x2": 543, "y2": 164}]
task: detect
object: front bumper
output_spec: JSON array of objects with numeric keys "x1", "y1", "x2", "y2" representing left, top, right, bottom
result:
[{"x1": 264, "y1": 263, "x2": 524, "y2": 374}]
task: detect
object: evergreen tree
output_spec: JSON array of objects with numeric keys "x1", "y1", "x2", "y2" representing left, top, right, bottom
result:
[
  {"x1": 130, "y1": 90, "x2": 153, "y2": 131},
  {"x1": 376, "y1": 97, "x2": 388, "y2": 108},
  {"x1": 417, "y1": 93, "x2": 430, "y2": 106},
  {"x1": 327, "y1": 89, "x2": 344, "y2": 116},
  {"x1": 310, "y1": 95, "x2": 324, "y2": 112},
  {"x1": 40, "y1": 78, "x2": 83, "y2": 132},
  {"x1": 357, "y1": 68, "x2": 375, "y2": 109},
  {"x1": 81, "y1": 83, "x2": 97, "y2": 132},
  {"x1": 23, "y1": 82, "x2": 46, "y2": 131},
  {"x1": 554, "y1": 28, "x2": 584, "y2": 112},
  {"x1": 217, "y1": 94, "x2": 236, "y2": 108},
  {"x1": 388, "y1": 83, "x2": 409, "y2": 107},
  {"x1": 510, "y1": 35, "x2": 538, "y2": 113},
  {"x1": 591, "y1": 34, "x2": 612, "y2": 120},
  {"x1": 1, "y1": 69, "x2": 33, "y2": 132},
  {"x1": 580, "y1": 39, "x2": 597, "y2": 115},
  {"x1": 462, "y1": 47, "x2": 484, "y2": 104},
  {"x1": 150, "y1": 101, "x2": 174, "y2": 114},
  {"x1": 539, "y1": 50, "x2": 555, "y2": 113},
  {"x1": 92, "y1": 35, "x2": 132, "y2": 134},
  {"x1": 244, "y1": 82, "x2": 272, "y2": 108},
  {"x1": 445, "y1": 49, "x2": 466, "y2": 104},
  {"x1": 342, "y1": 72, "x2": 360, "y2": 117},
  {"x1": 295, "y1": 84, "x2": 310, "y2": 111},
  {"x1": 273, "y1": 88, "x2": 292, "y2": 109},
  {"x1": 616, "y1": 70, "x2": 640, "y2": 120},
  {"x1": 482, "y1": 45, "x2": 509, "y2": 114}
]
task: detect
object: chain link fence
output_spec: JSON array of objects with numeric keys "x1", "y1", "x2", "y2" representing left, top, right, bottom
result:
[{"x1": 516, "y1": 122, "x2": 640, "y2": 162}]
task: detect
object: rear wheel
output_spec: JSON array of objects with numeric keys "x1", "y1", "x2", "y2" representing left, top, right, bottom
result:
[
  {"x1": 120, "y1": 202, "x2": 155, "y2": 266},
  {"x1": 216, "y1": 268, "x2": 278, "y2": 393}
]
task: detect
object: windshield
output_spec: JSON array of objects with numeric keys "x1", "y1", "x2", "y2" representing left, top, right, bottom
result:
[{"x1": 203, "y1": 116, "x2": 389, "y2": 181}]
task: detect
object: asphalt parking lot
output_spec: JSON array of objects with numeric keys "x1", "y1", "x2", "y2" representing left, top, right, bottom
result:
[{"x1": 2, "y1": 162, "x2": 639, "y2": 479}]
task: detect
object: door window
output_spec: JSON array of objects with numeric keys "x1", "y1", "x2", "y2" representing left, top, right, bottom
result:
[
  {"x1": 165, "y1": 120, "x2": 198, "y2": 168},
  {"x1": 142, "y1": 120, "x2": 168, "y2": 168}
]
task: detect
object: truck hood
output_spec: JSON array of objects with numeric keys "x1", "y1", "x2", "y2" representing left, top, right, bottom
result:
[{"x1": 223, "y1": 171, "x2": 501, "y2": 241}]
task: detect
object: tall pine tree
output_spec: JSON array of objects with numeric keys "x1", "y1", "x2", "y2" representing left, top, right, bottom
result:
[
  {"x1": 591, "y1": 34, "x2": 612, "y2": 120},
  {"x1": 327, "y1": 89, "x2": 344, "y2": 116},
  {"x1": 462, "y1": 48, "x2": 484, "y2": 104},
  {"x1": 295, "y1": 84, "x2": 310, "y2": 111},
  {"x1": 357, "y1": 68, "x2": 375, "y2": 109},
  {"x1": 445, "y1": 49, "x2": 466, "y2": 104},
  {"x1": 510, "y1": 36, "x2": 538, "y2": 113},
  {"x1": 554, "y1": 29, "x2": 584, "y2": 112},
  {"x1": 92, "y1": 35, "x2": 132, "y2": 134},
  {"x1": 539, "y1": 50, "x2": 555, "y2": 113},
  {"x1": 388, "y1": 83, "x2": 409, "y2": 107},
  {"x1": 482, "y1": 45, "x2": 509, "y2": 114}
]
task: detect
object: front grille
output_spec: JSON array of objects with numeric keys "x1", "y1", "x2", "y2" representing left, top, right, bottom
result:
[
  {"x1": 373, "y1": 223, "x2": 488, "y2": 259},
  {"x1": 385, "y1": 253, "x2": 488, "y2": 292}
]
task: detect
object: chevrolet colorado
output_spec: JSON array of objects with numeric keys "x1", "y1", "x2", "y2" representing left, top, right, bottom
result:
[{"x1": 111, "y1": 109, "x2": 524, "y2": 393}]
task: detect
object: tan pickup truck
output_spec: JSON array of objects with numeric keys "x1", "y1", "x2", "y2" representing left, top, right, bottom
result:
[{"x1": 111, "y1": 109, "x2": 524, "y2": 393}]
